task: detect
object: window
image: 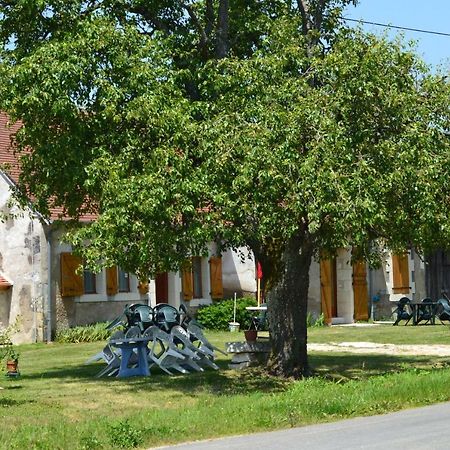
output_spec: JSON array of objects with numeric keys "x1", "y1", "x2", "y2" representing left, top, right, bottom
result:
[
  {"x1": 118, "y1": 268, "x2": 130, "y2": 292},
  {"x1": 192, "y1": 257, "x2": 202, "y2": 298},
  {"x1": 83, "y1": 268, "x2": 96, "y2": 294}
]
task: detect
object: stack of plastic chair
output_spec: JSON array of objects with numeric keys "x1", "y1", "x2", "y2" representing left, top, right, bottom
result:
[
  {"x1": 144, "y1": 325, "x2": 187, "y2": 374},
  {"x1": 87, "y1": 330, "x2": 125, "y2": 378},
  {"x1": 436, "y1": 298, "x2": 450, "y2": 324}
]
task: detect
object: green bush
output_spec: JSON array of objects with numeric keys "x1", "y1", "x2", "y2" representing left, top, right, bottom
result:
[
  {"x1": 55, "y1": 322, "x2": 113, "y2": 343},
  {"x1": 196, "y1": 296, "x2": 257, "y2": 330},
  {"x1": 307, "y1": 312, "x2": 325, "y2": 328}
]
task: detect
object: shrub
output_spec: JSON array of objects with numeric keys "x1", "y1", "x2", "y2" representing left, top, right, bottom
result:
[
  {"x1": 196, "y1": 296, "x2": 257, "y2": 330},
  {"x1": 307, "y1": 312, "x2": 325, "y2": 328},
  {"x1": 55, "y1": 322, "x2": 113, "y2": 343}
]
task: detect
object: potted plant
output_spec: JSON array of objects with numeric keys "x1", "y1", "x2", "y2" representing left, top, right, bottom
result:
[
  {"x1": 0, "y1": 317, "x2": 21, "y2": 376},
  {"x1": 244, "y1": 325, "x2": 257, "y2": 342},
  {"x1": 3, "y1": 345, "x2": 19, "y2": 375}
]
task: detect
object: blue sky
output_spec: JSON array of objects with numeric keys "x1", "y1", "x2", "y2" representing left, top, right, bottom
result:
[{"x1": 344, "y1": 0, "x2": 450, "y2": 70}]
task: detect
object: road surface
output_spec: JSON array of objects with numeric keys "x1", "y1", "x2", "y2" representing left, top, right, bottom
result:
[{"x1": 154, "y1": 401, "x2": 450, "y2": 449}]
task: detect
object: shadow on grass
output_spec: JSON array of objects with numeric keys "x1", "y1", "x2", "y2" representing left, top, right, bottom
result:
[
  {"x1": 19, "y1": 359, "x2": 290, "y2": 396},
  {"x1": 18, "y1": 351, "x2": 450, "y2": 398},
  {"x1": 310, "y1": 352, "x2": 450, "y2": 381}
]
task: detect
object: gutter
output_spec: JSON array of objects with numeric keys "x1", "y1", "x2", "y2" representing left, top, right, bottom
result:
[{"x1": 46, "y1": 226, "x2": 53, "y2": 342}]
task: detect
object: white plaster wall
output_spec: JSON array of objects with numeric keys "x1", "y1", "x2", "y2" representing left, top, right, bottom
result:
[
  {"x1": 168, "y1": 271, "x2": 182, "y2": 308},
  {"x1": 308, "y1": 258, "x2": 322, "y2": 319},
  {"x1": 0, "y1": 175, "x2": 47, "y2": 343},
  {"x1": 336, "y1": 248, "x2": 354, "y2": 323}
]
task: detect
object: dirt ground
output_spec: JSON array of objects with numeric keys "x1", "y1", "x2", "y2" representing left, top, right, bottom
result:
[{"x1": 308, "y1": 342, "x2": 450, "y2": 356}]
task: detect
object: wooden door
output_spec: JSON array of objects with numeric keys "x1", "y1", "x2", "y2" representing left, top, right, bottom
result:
[
  {"x1": 155, "y1": 272, "x2": 168, "y2": 304},
  {"x1": 353, "y1": 261, "x2": 369, "y2": 320},
  {"x1": 320, "y1": 258, "x2": 337, "y2": 324}
]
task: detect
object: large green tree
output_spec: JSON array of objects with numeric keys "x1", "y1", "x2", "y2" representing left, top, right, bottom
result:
[{"x1": 0, "y1": 1, "x2": 449, "y2": 377}]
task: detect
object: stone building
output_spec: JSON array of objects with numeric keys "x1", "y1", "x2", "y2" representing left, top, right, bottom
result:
[{"x1": 0, "y1": 114, "x2": 442, "y2": 342}]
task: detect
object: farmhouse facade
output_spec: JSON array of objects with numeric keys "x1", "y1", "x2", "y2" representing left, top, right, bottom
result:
[{"x1": 0, "y1": 114, "x2": 445, "y2": 342}]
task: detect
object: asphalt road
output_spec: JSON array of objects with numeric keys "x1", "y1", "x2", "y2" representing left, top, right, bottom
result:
[{"x1": 154, "y1": 402, "x2": 450, "y2": 449}]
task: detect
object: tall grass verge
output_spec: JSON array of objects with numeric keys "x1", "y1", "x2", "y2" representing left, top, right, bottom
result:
[{"x1": 55, "y1": 322, "x2": 112, "y2": 343}]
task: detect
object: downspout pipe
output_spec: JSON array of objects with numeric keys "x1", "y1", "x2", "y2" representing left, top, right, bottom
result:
[{"x1": 46, "y1": 226, "x2": 53, "y2": 342}]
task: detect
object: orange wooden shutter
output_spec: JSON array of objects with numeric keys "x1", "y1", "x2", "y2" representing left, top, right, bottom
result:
[
  {"x1": 106, "y1": 267, "x2": 118, "y2": 295},
  {"x1": 353, "y1": 261, "x2": 369, "y2": 320},
  {"x1": 392, "y1": 253, "x2": 410, "y2": 294},
  {"x1": 209, "y1": 257, "x2": 223, "y2": 299},
  {"x1": 320, "y1": 259, "x2": 334, "y2": 325},
  {"x1": 182, "y1": 264, "x2": 193, "y2": 301},
  {"x1": 60, "y1": 252, "x2": 83, "y2": 297}
]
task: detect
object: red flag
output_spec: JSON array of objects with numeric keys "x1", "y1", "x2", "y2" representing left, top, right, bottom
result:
[{"x1": 257, "y1": 262, "x2": 263, "y2": 280}]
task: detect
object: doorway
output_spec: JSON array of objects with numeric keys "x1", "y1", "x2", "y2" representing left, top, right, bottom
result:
[{"x1": 155, "y1": 272, "x2": 169, "y2": 304}]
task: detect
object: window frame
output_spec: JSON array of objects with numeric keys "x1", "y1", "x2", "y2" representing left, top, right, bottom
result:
[
  {"x1": 192, "y1": 256, "x2": 203, "y2": 299},
  {"x1": 83, "y1": 268, "x2": 97, "y2": 294},
  {"x1": 118, "y1": 268, "x2": 130, "y2": 293}
]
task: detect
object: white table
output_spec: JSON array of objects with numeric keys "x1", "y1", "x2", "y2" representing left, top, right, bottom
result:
[{"x1": 245, "y1": 306, "x2": 267, "y2": 311}]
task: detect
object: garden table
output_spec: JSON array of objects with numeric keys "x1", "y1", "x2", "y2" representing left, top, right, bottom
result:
[
  {"x1": 109, "y1": 337, "x2": 152, "y2": 378},
  {"x1": 408, "y1": 302, "x2": 438, "y2": 325}
]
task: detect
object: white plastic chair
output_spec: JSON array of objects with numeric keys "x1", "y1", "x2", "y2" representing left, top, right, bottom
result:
[
  {"x1": 144, "y1": 326, "x2": 187, "y2": 375},
  {"x1": 85, "y1": 330, "x2": 124, "y2": 377}
]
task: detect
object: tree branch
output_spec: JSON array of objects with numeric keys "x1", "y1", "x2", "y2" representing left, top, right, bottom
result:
[
  {"x1": 297, "y1": 0, "x2": 311, "y2": 35},
  {"x1": 205, "y1": 0, "x2": 214, "y2": 37},
  {"x1": 184, "y1": 3, "x2": 209, "y2": 59},
  {"x1": 216, "y1": 0, "x2": 229, "y2": 59}
]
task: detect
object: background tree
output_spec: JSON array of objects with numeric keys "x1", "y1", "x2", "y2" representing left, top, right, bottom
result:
[{"x1": 0, "y1": 1, "x2": 449, "y2": 377}]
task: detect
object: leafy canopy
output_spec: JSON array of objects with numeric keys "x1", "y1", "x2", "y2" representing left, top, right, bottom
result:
[{"x1": 0, "y1": 2, "x2": 448, "y2": 279}]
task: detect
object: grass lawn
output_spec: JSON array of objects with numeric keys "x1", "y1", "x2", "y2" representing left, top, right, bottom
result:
[
  {"x1": 308, "y1": 322, "x2": 450, "y2": 345},
  {"x1": 1, "y1": 326, "x2": 450, "y2": 449}
]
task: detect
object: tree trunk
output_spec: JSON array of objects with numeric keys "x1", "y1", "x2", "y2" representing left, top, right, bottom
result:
[
  {"x1": 266, "y1": 231, "x2": 314, "y2": 378},
  {"x1": 215, "y1": 0, "x2": 229, "y2": 59}
]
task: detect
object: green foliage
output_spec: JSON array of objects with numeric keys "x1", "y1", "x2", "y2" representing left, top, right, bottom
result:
[
  {"x1": 197, "y1": 297, "x2": 257, "y2": 330},
  {"x1": 54, "y1": 322, "x2": 112, "y2": 344},
  {"x1": 109, "y1": 420, "x2": 143, "y2": 448},
  {"x1": 0, "y1": 317, "x2": 21, "y2": 364},
  {"x1": 1, "y1": 0, "x2": 449, "y2": 376},
  {"x1": 307, "y1": 313, "x2": 325, "y2": 328}
]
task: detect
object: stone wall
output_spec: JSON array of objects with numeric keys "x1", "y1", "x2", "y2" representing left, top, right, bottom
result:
[{"x1": 0, "y1": 174, "x2": 48, "y2": 343}]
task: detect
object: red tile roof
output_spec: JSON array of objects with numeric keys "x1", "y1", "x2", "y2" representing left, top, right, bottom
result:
[
  {"x1": 0, "y1": 113, "x2": 97, "y2": 222},
  {"x1": 0, "y1": 274, "x2": 12, "y2": 290}
]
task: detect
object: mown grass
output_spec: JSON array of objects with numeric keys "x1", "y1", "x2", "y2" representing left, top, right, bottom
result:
[
  {"x1": 308, "y1": 322, "x2": 450, "y2": 345},
  {"x1": 1, "y1": 327, "x2": 450, "y2": 449}
]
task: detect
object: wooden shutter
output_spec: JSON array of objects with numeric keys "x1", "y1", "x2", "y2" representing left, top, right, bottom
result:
[
  {"x1": 392, "y1": 253, "x2": 410, "y2": 294},
  {"x1": 60, "y1": 253, "x2": 83, "y2": 297},
  {"x1": 320, "y1": 258, "x2": 334, "y2": 325},
  {"x1": 106, "y1": 267, "x2": 118, "y2": 295},
  {"x1": 182, "y1": 266, "x2": 193, "y2": 301},
  {"x1": 209, "y1": 256, "x2": 223, "y2": 300},
  {"x1": 353, "y1": 261, "x2": 369, "y2": 320}
]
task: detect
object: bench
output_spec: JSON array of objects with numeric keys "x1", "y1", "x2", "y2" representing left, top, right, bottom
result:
[{"x1": 226, "y1": 339, "x2": 271, "y2": 370}]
